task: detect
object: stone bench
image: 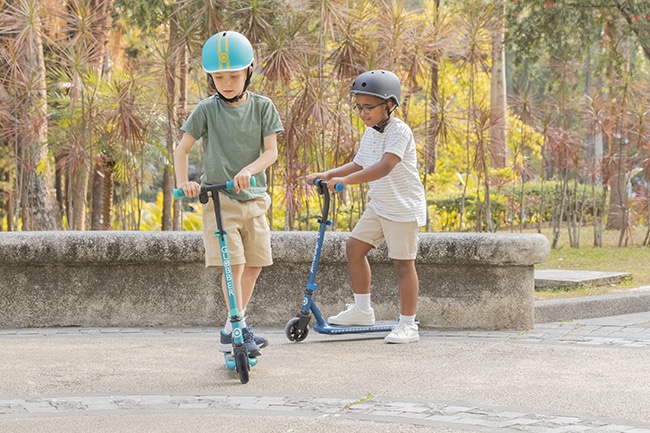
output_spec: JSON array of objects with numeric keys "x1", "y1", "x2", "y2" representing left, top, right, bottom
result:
[{"x1": 0, "y1": 231, "x2": 549, "y2": 330}]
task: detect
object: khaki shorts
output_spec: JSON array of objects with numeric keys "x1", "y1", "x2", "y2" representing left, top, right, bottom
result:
[
  {"x1": 351, "y1": 207, "x2": 419, "y2": 260},
  {"x1": 202, "y1": 193, "x2": 272, "y2": 267}
]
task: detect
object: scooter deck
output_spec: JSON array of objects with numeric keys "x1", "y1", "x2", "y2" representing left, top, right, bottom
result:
[
  {"x1": 224, "y1": 353, "x2": 258, "y2": 370},
  {"x1": 313, "y1": 321, "x2": 397, "y2": 335}
]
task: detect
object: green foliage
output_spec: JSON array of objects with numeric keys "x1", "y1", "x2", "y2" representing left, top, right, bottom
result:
[
  {"x1": 180, "y1": 202, "x2": 203, "y2": 231},
  {"x1": 113, "y1": 0, "x2": 173, "y2": 34},
  {"x1": 506, "y1": 0, "x2": 605, "y2": 68},
  {"x1": 2, "y1": 0, "x2": 649, "y2": 239},
  {"x1": 427, "y1": 181, "x2": 607, "y2": 232}
]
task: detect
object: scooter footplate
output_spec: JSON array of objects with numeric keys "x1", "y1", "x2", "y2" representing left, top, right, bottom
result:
[
  {"x1": 314, "y1": 321, "x2": 397, "y2": 335},
  {"x1": 224, "y1": 353, "x2": 258, "y2": 370}
]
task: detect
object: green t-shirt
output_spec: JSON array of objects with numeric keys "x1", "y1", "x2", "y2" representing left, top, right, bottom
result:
[{"x1": 181, "y1": 92, "x2": 284, "y2": 200}]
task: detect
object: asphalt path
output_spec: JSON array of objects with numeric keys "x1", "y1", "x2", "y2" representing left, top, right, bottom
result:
[{"x1": 1, "y1": 311, "x2": 649, "y2": 433}]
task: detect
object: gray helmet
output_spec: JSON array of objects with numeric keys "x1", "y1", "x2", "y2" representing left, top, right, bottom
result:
[{"x1": 350, "y1": 70, "x2": 401, "y2": 107}]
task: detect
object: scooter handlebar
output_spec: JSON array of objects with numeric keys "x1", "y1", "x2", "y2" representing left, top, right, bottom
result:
[
  {"x1": 173, "y1": 177, "x2": 257, "y2": 199},
  {"x1": 313, "y1": 178, "x2": 344, "y2": 192}
]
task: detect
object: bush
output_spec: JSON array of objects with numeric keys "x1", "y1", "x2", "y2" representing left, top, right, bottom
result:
[{"x1": 428, "y1": 181, "x2": 607, "y2": 231}]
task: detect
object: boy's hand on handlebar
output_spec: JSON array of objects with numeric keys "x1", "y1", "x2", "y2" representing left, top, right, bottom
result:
[
  {"x1": 306, "y1": 172, "x2": 328, "y2": 185},
  {"x1": 327, "y1": 177, "x2": 346, "y2": 191},
  {"x1": 233, "y1": 171, "x2": 253, "y2": 193},
  {"x1": 177, "y1": 181, "x2": 200, "y2": 198}
]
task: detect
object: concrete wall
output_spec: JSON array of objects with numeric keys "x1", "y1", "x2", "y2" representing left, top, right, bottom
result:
[{"x1": 0, "y1": 231, "x2": 549, "y2": 330}]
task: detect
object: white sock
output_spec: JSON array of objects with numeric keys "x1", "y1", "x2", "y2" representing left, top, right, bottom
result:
[
  {"x1": 224, "y1": 310, "x2": 247, "y2": 334},
  {"x1": 399, "y1": 314, "x2": 416, "y2": 326},
  {"x1": 354, "y1": 293, "x2": 372, "y2": 312},
  {"x1": 240, "y1": 309, "x2": 247, "y2": 328}
]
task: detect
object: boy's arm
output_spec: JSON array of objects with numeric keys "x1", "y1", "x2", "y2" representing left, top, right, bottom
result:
[
  {"x1": 232, "y1": 132, "x2": 279, "y2": 192},
  {"x1": 329, "y1": 153, "x2": 400, "y2": 190},
  {"x1": 306, "y1": 162, "x2": 361, "y2": 185},
  {"x1": 173, "y1": 132, "x2": 200, "y2": 197}
]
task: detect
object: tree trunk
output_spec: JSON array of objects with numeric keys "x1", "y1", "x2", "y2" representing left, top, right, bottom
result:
[
  {"x1": 90, "y1": 161, "x2": 104, "y2": 230},
  {"x1": 162, "y1": 9, "x2": 180, "y2": 231},
  {"x1": 174, "y1": 38, "x2": 187, "y2": 231},
  {"x1": 427, "y1": 60, "x2": 440, "y2": 175},
  {"x1": 425, "y1": 0, "x2": 441, "y2": 175},
  {"x1": 644, "y1": 182, "x2": 650, "y2": 246},
  {"x1": 101, "y1": 156, "x2": 115, "y2": 230},
  {"x1": 606, "y1": 138, "x2": 628, "y2": 230},
  {"x1": 489, "y1": 0, "x2": 507, "y2": 169},
  {"x1": 71, "y1": 154, "x2": 91, "y2": 230},
  {"x1": 18, "y1": 0, "x2": 62, "y2": 231}
]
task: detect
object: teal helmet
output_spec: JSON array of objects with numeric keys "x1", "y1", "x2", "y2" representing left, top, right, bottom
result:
[
  {"x1": 350, "y1": 70, "x2": 401, "y2": 107},
  {"x1": 202, "y1": 31, "x2": 254, "y2": 73}
]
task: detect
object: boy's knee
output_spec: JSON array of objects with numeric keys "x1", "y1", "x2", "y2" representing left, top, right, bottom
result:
[
  {"x1": 392, "y1": 259, "x2": 416, "y2": 276},
  {"x1": 346, "y1": 237, "x2": 372, "y2": 257}
]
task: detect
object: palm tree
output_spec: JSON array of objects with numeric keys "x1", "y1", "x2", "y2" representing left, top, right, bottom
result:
[
  {"x1": 53, "y1": 0, "x2": 115, "y2": 230},
  {"x1": 489, "y1": 0, "x2": 506, "y2": 169},
  {"x1": 449, "y1": 0, "x2": 495, "y2": 231},
  {"x1": 0, "y1": 0, "x2": 62, "y2": 230}
]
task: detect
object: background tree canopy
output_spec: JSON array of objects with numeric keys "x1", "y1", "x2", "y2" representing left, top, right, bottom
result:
[{"x1": 1, "y1": 0, "x2": 649, "y2": 247}]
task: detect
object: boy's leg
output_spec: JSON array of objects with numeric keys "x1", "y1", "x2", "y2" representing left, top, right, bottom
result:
[
  {"x1": 393, "y1": 259, "x2": 419, "y2": 317},
  {"x1": 219, "y1": 264, "x2": 266, "y2": 356},
  {"x1": 346, "y1": 237, "x2": 373, "y2": 295},
  {"x1": 327, "y1": 237, "x2": 376, "y2": 326},
  {"x1": 383, "y1": 220, "x2": 420, "y2": 344},
  {"x1": 218, "y1": 194, "x2": 270, "y2": 354},
  {"x1": 221, "y1": 264, "x2": 261, "y2": 312},
  {"x1": 385, "y1": 260, "x2": 419, "y2": 343}
]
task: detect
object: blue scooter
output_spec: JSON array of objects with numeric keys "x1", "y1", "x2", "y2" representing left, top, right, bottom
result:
[
  {"x1": 173, "y1": 179, "x2": 257, "y2": 384},
  {"x1": 284, "y1": 179, "x2": 396, "y2": 343}
]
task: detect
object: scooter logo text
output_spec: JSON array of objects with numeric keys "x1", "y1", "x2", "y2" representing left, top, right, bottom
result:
[{"x1": 222, "y1": 246, "x2": 234, "y2": 296}]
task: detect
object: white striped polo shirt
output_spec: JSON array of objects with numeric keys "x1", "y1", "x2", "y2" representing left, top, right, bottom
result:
[{"x1": 353, "y1": 118, "x2": 426, "y2": 226}]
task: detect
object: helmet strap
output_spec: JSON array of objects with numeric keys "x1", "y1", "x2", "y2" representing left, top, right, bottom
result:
[{"x1": 372, "y1": 104, "x2": 396, "y2": 133}]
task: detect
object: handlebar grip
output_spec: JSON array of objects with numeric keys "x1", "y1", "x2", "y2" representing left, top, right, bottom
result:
[
  {"x1": 224, "y1": 177, "x2": 257, "y2": 190},
  {"x1": 173, "y1": 177, "x2": 256, "y2": 199},
  {"x1": 173, "y1": 188, "x2": 185, "y2": 199}
]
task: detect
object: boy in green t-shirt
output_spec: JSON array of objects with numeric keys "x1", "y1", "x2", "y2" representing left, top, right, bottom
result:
[{"x1": 174, "y1": 31, "x2": 284, "y2": 357}]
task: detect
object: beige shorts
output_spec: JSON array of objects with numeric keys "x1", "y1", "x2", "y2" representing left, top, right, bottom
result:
[
  {"x1": 202, "y1": 193, "x2": 272, "y2": 267},
  {"x1": 351, "y1": 207, "x2": 419, "y2": 260}
]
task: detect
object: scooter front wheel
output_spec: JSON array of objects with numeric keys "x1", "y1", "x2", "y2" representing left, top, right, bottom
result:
[
  {"x1": 234, "y1": 351, "x2": 250, "y2": 384},
  {"x1": 285, "y1": 317, "x2": 309, "y2": 342}
]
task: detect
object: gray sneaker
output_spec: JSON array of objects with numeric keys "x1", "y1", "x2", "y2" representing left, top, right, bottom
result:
[
  {"x1": 219, "y1": 327, "x2": 266, "y2": 357},
  {"x1": 327, "y1": 304, "x2": 375, "y2": 326}
]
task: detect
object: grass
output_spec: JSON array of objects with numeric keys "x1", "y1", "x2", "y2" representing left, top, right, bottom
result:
[{"x1": 503, "y1": 225, "x2": 650, "y2": 300}]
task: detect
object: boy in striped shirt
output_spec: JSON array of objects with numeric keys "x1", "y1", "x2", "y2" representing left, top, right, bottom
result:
[{"x1": 306, "y1": 70, "x2": 426, "y2": 344}]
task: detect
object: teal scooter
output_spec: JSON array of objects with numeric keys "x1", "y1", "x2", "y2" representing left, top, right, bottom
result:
[{"x1": 173, "y1": 179, "x2": 257, "y2": 384}]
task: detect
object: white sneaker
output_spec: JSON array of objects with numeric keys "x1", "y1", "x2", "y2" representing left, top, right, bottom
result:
[
  {"x1": 384, "y1": 323, "x2": 419, "y2": 344},
  {"x1": 327, "y1": 304, "x2": 375, "y2": 326}
]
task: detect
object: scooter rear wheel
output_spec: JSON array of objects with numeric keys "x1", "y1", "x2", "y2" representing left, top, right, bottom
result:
[
  {"x1": 234, "y1": 351, "x2": 250, "y2": 384},
  {"x1": 285, "y1": 317, "x2": 309, "y2": 342}
]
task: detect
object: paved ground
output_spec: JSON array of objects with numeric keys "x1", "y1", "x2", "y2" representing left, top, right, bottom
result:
[{"x1": 1, "y1": 309, "x2": 649, "y2": 433}]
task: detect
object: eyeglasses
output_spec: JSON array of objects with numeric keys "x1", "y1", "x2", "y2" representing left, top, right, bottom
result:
[{"x1": 353, "y1": 101, "x2": 387, "y2": 114}]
